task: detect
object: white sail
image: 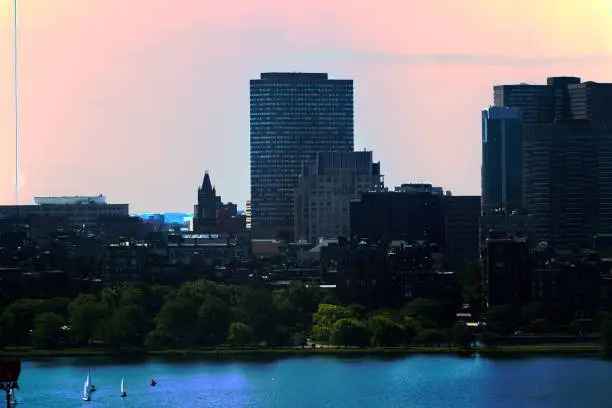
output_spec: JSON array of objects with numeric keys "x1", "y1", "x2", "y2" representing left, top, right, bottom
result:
[
  {"x1": 121, "y1": 378, "x2": 125, "y2": 394},
  {"x1": 83, "y1": 375, "x2": 91, "y2": 400}
]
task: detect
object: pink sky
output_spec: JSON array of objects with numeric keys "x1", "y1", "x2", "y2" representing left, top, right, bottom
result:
[{"x1": 1, "y1": 0, "x2": 612, "y2": 213}]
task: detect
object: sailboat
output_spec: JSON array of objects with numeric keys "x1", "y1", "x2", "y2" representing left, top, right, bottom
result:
[
  {"x1": 120, "y1": 378, "x2": 127, "y2": 398},
  {"x1": 9, "y1": 388, "x2": 17, "y2": 405},
  {"x1": 89, "y1": 370, "x2": 96, "y2": 392},
  {"x1": 82, "y1": 375, "x2": 91, "y2": 401}
]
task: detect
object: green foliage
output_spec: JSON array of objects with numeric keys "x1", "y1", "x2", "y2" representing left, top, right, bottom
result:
[
  {"x1": 401, "y1": 316, "x2": 420, "y2": 346},
  {"x1": 600, "y1": 317, "x2": 612, "y2": 354},
  {"x1": 97, "y1": 305, "x2": 148, "y2": 351},
  {"x1": 31, "y1": 312, "x2": 65, "y2": 349},
  {"x1": 368, "y1": 315, "x2": 404, "y2": 347},
  {"x1": 486, "y1": 305, "x2": 515, "y2": 335},
  {"x1": 312, "y1": 304, "x2": 353, "y2": 342},
  {"x1": 451, "y1": 324, "x2": 473, "y2": 349},
  {"x1": 68, "y1": 294, "x2": 106, "y2": 345},
  {"x1": 330, "y1": 318, "x2": 369, "y2": 348},
  {"x1": 228, "y1": 322, "x2": 253, "y2": 347},
  {"x1": 476, "y1": 330, "x2": 497, "y2": 348},
  {"x1": 414, "y1": 329, "x2": 445, "y2": 346},
  {"x1": 405, "y1": 298, "x2": 444, "y2": 328}
]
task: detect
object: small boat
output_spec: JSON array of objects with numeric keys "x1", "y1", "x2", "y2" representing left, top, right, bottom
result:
[
  {"x1": 120, "y1": 378, "x2": 127, "y2": 398},
  {"x1": 89, "y1": 371, "x2": 96, "y2": 392},
  {"x1": 150, "y1": 379, "x2": 157, "y2": 387},
  {"x1": 9, "y1": 388, "x2": 17, "y2": 405},
  {"x1": 82, "y1": 375, "x2": 91, "y2": 401}
]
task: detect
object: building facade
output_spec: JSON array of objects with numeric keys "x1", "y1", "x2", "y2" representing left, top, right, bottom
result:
[
  {"x1": 0, "y1": 195, "x2": 128, "y2": 227},
  {"x1": 250, "y1": 72, "x2": 354, "y2": 239},
  {"x1": 294, "y1": 151, "x2": 383, "y2": 242},
  {"x1": 350, "y1": 192, "x2": 446, "y2": 245},
  {"x1": 481, "y1": 106, "x2": 523, "y2": 213},
  {"x1": 522, "y1": 120, "x2": 612, "y2": 248}
]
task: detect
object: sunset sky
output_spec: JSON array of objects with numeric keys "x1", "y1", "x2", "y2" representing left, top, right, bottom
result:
[{"x1": 1, "y1": 0, "x2": 612, "y2": 213}]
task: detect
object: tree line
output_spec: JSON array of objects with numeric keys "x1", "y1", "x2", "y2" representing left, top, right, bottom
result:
[{"x1": 0, "y1": 280, "x2": 473, "y2": 351}]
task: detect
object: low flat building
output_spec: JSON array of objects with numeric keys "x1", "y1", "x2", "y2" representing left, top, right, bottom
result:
[{"x1": 0, "y1": 195, "x2": 128, "y2": 227}]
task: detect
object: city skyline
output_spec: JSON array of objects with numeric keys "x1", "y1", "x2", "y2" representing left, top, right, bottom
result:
[{"x1": 1, "y1": 1, "x2": 612, "y2": 213}]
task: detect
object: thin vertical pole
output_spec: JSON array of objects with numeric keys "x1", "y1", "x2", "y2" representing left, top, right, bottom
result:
[{"x1": 13, "y1": 0, "x2": 19, "y2": 205}]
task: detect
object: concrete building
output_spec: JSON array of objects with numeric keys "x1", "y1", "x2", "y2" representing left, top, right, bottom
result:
[
  {"x1": 294, "y1": 151, "x2": 383, "y2": 242},
  {"x1": 0, "y1": 195, "x2": 128, "y2": 227},
  {"x1": 442, "y1": 195, "x2": 481, "y2": 268},
  {"x1": 250, "y1": 72, "x2": 354, "y2": 239}
]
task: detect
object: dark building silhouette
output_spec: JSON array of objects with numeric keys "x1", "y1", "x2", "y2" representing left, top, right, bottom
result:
[
  {"x1": 350, "y1": 192, "x2": 445, "y2": 245},
  {"x1": 250, "y1": 72, "x2": 354, "y2": 239},
  {"x1": 442, "y1": 195, "x2": 481, "y2": 269},
  {"x1": 523, "y1": 120, "x2": 612, "y2": 248},
  {"x1": 193, "y1": 171, "x2": 222, "y2": 233},
  {"x1": 483, "y1": 238, "x2": 530, "y2": 312},
  {"x1": 481, "y1": 106, "x2": 523, "y2": 213},
  {"x1": 493, "y1": 83, "x2": 554, "y2": 124}
]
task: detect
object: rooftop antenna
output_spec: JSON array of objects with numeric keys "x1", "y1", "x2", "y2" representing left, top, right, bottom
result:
[{"x1": 13, "y1": 0, "x2": 19, "y2": 206}]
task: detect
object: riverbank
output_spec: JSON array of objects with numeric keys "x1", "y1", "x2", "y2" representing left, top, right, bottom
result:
[{"x1": 0, "y1": 344, "x2": 603, "y2": 359}]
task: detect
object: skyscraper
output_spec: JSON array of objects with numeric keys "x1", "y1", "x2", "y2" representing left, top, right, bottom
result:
[
  {"x1": 481, "y1": 106, "x2": 523, "y2": 213},
  {"x1": 250, "y1": 72, "x2": 354, "y2": 238}
]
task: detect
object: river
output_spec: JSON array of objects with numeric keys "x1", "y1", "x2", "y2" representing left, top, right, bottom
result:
[{"x1": 10, "y1": 354, "x2": 612, "y2": 407}]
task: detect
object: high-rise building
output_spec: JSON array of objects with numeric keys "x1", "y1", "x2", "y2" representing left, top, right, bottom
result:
[
  {"x1": 567, "y1": 81, "x2": 612, "y2": 124},
  {"x1": 250, "y1": 72, "x2": 354, "y2": 239},
  {"x1": 294, "y1": 151, "x2": 383, "y2": 242},
  {"x1": 493, "y1": 83, "x2": 554, "y2": 123},
  {"x1": 481, "y1": 106, "x2": 523, "y2": 213},
  {"x1": 523, "y1": 120, "x2": 612, "y2": 248},
  {"x1": 245, "y1": 200, "x2": 252, "y2": 230}
]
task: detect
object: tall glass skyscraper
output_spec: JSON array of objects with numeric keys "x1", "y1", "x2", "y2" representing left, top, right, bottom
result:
[
  {"x1": 250, "y1": 72, "x2": 354, "y2": 237},
  {"x1": 481, "y1": 106, "x2": 523, "y2": 213}
]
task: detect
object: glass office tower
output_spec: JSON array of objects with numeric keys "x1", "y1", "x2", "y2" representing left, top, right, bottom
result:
[{"x1": 250, "y1": 72, "x2": 354, "y2": 238}]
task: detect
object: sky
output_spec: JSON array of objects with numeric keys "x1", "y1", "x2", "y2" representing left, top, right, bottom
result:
[{"x1": 1, "y1": 0, "x2": 612, "y2": 213}]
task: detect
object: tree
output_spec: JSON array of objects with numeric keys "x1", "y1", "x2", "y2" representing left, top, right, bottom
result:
[
  {"x1": 330, "y1": 318, "x2": 369, "y2": 348},
  {"x1": 97, "y1": 305, "x2": 148, "y2": 351},
  {"x1": 31, "y1": 312, "x2": 65, "y2": 349},
  {"x1": 405, "y1": 298, "x2": 444, "y2": 328},
  {"x1": 68, "y1": 294, "x2": 106, "y2": 345},
  {"x1": 452, "y1": 324, "x2": 472, "y2": 349},
  {"x1": 522, "y1": 302, "x2": 548, "y2": 324},
  {"x1": 154, "y1": 298, "x2": 199, "y2": 346},
  {"x1": 197, "y1": 296, "x2": 231, "y2": 346},
  {"x1": 486, "y1": 305, "x2": 515, "y2": 335},
  {"x1": 233, "y1": 287, "x2": 276, "y2": 343},
  {"x1": 402, "y1": 316, "x2": 420, "y2": 346},
  {"x1": 477, "y1": 330, "x2": 497, "y2": 348},
  {"x1": 368, "y1": 315, "x2": 403, "y2": 347},
  {"x1": 228, "y1": 322, "x2": 253, "y2": 347},
  {"x1": 0, "y1": 299, "x2": 43, "y2": 345},
  {"x1": 601, "y1": 319, "x2": 612, "y2": 355},
  {"x1": 414, "y1": 329, "x2": 445, "y2": 347},
  {"x1": 312, "y1": 304, "x2": 353, "y2": 342}
]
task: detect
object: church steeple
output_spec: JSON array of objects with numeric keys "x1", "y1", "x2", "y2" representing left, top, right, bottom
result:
[{"x1": 200, "y1": 171, "x2": 213, "y2": 194}]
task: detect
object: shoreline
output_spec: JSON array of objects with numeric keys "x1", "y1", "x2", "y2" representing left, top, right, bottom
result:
[{"x1": 0, "y1": 344, "x2": 603, "y2": 359}]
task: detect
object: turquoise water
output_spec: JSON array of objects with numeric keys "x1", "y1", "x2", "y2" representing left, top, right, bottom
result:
[{"x1": 11, "y1": 355, "x2": 612, "y2": 407}]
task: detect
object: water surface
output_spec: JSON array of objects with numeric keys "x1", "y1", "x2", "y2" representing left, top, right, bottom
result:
[{"x1": 13, "y1": 354, "x2": 611, "y2": 407}]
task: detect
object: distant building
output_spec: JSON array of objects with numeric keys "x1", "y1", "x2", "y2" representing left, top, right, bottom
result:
[
  {"x1": 0, "y1": 195, "x2": 129, "y2": 227},
  {"x1": 350, "y1": 192, "x2": 445, "y2": 245},
  {"x1": 250, "y1": 72, "x2": 354, "y2": 239},
  {"x1": 193, "y1": 171, "x2": 222, "y2": 233},
  {"x1": 493, "y1": 83, "x2": 554, "y2": 124},
  {"x1": 294, "y1": 151, "x2": 383, "y2": 242},
  {"x1": 245, "y1": 200, "x2": 252, "y2": 230},
  {"x1": 394, "y1": 183, "x2": 445, "y2": 195},
  {"x1": 481, "y1": 106, "x2": 523, "y2": 213},
  {"x1": 442, "y1": 195, "x2": 481, "y2": 269}
]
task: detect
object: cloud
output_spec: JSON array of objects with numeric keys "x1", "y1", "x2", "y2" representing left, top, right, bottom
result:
[{"x1": 272, "y1": 50, "x2": 612, "y2": 67}]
